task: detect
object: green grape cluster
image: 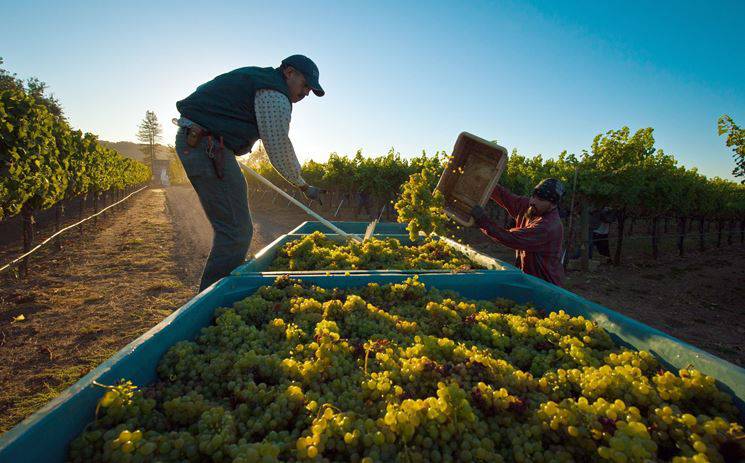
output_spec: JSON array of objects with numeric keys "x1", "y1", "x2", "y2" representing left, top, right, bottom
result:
[
  {"x1": 269, "y1": 232, "x2": 480, "y2": 271},
  {"x1": 70, "y1": 276, "x2": 744, "y2": 462},
  {"x1": 394, "y1": 166, "x2": 449, "y2": 241}
]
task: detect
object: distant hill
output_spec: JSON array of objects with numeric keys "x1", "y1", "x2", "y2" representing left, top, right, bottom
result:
[{"x1": 101, "y1": 140, "x2": 173, "y2": 162}]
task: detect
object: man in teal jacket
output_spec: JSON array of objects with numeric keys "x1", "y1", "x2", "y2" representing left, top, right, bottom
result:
[{"x1": 175, "y1": 55, "x2": 325, "y2": 291}]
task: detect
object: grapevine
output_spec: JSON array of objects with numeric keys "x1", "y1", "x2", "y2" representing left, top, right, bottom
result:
[{"x1": 0, "y1": 79, "x2": 151, "y2": 222}]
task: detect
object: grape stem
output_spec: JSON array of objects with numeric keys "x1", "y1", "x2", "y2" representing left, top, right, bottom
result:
[
  {"x1": 313, "y1": 403, "x2": 344, "y2": 422},
  {"x1": 92, "y1": 380, "x2": 114, "y2": 420},
  {"x1": 92, "y1": 380, "x2": 114, "y2": 390}
]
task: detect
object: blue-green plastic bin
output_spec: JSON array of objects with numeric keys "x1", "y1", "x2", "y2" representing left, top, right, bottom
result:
[
  {"x1": 1, "y1": 273, "x2": 744, "y2": 462},
  {"x1": 232, "y1": 221, "x2": 519, "y2": 274},
  {"x1": 288, "y1": 221, "x2": 408, "y2": 235}
]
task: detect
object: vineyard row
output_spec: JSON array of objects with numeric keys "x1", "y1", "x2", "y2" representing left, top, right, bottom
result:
[{"x1": 1, "y1": 86, "x2": 152, "y2": 274}]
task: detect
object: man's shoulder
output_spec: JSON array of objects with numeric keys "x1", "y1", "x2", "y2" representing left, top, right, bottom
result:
[
  {"x1": 224, "y1": 66, "x2": 278, "y2": 77},
  {"x1": 232, "y1": 65, "x2": 274, "y2": 71},
  {"x1": 531, "y1": 210, "x2": 562, "y2": 229},
  {"x1": 544, "y1": 210, "x2": 564, "y2": 231}
]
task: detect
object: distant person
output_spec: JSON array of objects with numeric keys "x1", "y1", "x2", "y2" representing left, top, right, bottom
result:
[
  {"x1": 589, "y1": 207, "x2": 614, "y2": 261},
  {"x1": 356, "y1": 188, "x2": 372, "y2": 218},
  {"x1": 160, "y1": 168, "x2": 170, "y2": 187},
  {"x1": 471, "y1": 179, "x2": 565, "y2": 286},
  {"x1": 174, "y1": 55, "x2": 326, "y2": 291}
]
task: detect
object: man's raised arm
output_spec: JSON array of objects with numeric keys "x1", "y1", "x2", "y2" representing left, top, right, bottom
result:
[{"x1": 490, "y1": 184, "x2": 529, "y2": 219}]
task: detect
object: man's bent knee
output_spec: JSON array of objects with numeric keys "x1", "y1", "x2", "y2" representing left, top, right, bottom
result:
[{"x1": 213, "y1": 224, "x2": 252, "y2": 252}]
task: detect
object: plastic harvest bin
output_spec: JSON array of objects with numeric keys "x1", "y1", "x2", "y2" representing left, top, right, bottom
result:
[
  {"x1": 435, "y1": 132, "x2": 508, "y2": 227},
  {"x1": 2, "y1": 271, "x2": 744, "y2": 462},
  {"x1": 288, "y1": 221, "x2": 409, "y2": 235},
  {"x1": 232, "y1": 231, "x2": 518, "y2": 275}
]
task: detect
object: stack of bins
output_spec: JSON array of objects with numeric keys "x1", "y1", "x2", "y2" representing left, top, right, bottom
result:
[{"x1": 1, "y1": 222, "x2": 743, "y2": 462}]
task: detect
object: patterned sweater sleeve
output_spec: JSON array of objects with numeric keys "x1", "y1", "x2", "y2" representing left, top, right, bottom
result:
[{"x1": 254, "y1": 89, "x2": 306, "y2": 187}]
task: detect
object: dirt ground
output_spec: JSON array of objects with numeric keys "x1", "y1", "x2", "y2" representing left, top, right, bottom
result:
[
  {"x1": 563, "y1": 249, "x2": 745, "y2": 366},
  {"x1": 0, "y1": 185, "x2": 743, "y2": 435},
  {"x1": 0, "y1": 189, "x2": 194, "y2": 433}
]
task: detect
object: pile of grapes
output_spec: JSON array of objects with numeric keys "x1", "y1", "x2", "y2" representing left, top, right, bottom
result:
[
  {"x1": 268, "y1": 232, "x2": 481, "y2": 271},
  {"x1": 70, "y1": 277, "x2": 744, "y2": 463}
]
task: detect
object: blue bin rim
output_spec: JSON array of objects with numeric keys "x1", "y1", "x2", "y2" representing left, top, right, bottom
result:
[
  {"x1": 236, "y1": 227, "x2": 520, "y2": 275},
  {"x1": 287, "y1": 220, "x2": 407, "y2": 235}
]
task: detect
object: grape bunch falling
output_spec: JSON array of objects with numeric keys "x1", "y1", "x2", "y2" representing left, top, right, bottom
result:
[
  {"x1": 69, "y1": 276, "x2": 745, "y2": 463},
  {"x1": 394, "y1": 165, "x2": 449, "y2": 242}
]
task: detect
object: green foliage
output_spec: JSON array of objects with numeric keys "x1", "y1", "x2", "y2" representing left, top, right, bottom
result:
[
  {"x1": 718, "y1": 115, "x2": 745, "y2": 182},
  {"x1": 0, "y1": 57, "x2": 65, "y2": 118},
  {"x1": 245, "y1": 125, "x2": 742, "y2": 261},
  {"x1": 502, "y1": 150, "x2": 579, "y2": 199},
  {"x1": 495, "y1": 126, "x2": 743, "y2": 263},
  {"x1": 499, "y1": 126, "x2": 742, "y2": 224},
  {"x1": 137, "y1": 110, "x2": 162, "y2": 172},
  {"x1": 248, "y1": 148, "x2": 445, "y2": 206},
  {"x1": 0, "y1": 87, "x2": 64, "y2": 218},
  {"x1": 634, "y1": 149, "x2": 679, "y2": 218},
  {"x1": 581, "y1": 127, "x2": 656, "y2": 212},
  {"x1": 323, "y1": 152, "x2": 357, "y2": 192},
  {"x1": 0, "y1": 84, "x2": 150, "y2": 220}
]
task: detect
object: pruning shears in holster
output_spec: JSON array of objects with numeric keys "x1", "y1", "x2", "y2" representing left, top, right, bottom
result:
[{"x1": 186, "y1": 125, "x2": 225, "y2": 180}]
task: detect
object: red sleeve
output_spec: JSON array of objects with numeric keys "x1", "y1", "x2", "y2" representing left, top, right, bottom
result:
[
  {"x1": 490, "y1": 185, "x2": 529, "y2": 220},
  {"x1": 480, "y1": 221, "x2": 551, "y2": 252}
]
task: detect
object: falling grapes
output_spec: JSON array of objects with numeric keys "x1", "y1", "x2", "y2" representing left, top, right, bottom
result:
[
  {"x1": 394, "y1": 166, "x2": 449, "y2": 241},
  {"x1": 70, "y1": 276, "x2": 744, "y2": 462}
]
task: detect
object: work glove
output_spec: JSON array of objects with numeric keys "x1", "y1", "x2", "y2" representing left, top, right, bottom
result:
[
  {"x1": 470, "y1": 204, "x2": 496, "y2": 233},
  {"x1": 470, "y1": 205, "x2": 487, "y2": 222},
  {"x1": 300, "y1": 184, "x2": 325, "y2": 205}
]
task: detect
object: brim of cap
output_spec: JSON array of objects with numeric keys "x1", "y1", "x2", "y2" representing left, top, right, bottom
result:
[{"x1": 307, "y1": 76, "x2": 325, "y2": 96}]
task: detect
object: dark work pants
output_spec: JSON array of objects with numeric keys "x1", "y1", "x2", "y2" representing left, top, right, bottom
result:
[
  {"x1": 590, "y1": 232, "x2": 610, "y2": 258},
  {"x1": 175, "y1": 128, "x2": 252, "y2": 291}
]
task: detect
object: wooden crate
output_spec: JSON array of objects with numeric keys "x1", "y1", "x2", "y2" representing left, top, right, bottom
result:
[{"x1": 436, "y1": 132, "x2": 508, "y2": 226}]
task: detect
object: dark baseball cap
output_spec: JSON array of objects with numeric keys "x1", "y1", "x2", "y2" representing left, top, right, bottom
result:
[
  {"x1": 533, "y1": 178, "x2": 565, "y2": 204},
  {"x1": 281, "y1": 55, "x2": 325, "y2": 96}
]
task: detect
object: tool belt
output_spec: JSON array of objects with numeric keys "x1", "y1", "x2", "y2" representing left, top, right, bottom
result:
[{"x1": 186, "y1": 125, "x2": 225, "y2": 180}]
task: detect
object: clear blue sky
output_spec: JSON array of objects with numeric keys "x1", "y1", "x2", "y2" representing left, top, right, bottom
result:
[{"x1": 3, "y1": 0, "x2": 743, "y2": 180}]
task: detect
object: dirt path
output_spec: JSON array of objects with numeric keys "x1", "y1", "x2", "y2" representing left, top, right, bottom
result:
[{"x1": 0, "y1": 188, "x2": 194, "y2": 433}]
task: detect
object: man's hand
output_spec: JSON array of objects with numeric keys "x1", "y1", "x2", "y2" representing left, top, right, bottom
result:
[
  {"x1": 300, "y1": 184, "x2": 325, "y2": 205},
  {"x1": 470, "y1": 205, "x2": 487, "y2": 222},
  {"x1": 470, "y1": 204, "x2": 499, "y2": 235}
]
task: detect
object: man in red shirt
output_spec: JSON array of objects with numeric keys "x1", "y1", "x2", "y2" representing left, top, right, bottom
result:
[{"x1": 470, "y1": 179, "x2": 565, "y2": 286}]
